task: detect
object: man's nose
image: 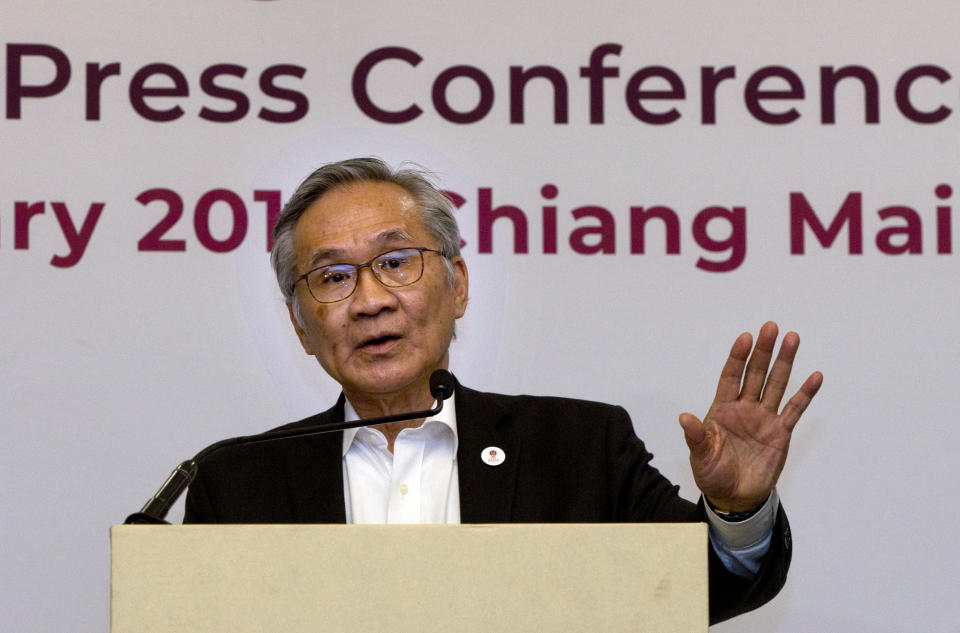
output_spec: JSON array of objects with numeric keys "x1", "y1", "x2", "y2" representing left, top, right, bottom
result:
[{"x1": 349, "y1": 266, "x2": 399, "y2": 316}]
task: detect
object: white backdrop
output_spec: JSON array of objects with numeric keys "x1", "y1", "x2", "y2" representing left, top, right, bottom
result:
[{"x1": 2, "y1": 1, "x2": 958, "y2": 631}]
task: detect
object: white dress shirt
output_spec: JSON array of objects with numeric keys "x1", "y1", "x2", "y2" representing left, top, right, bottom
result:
[
  {"x1": 341, "y1": 392, "x2": 775, "y2": 577},
  {"x1": 342, "y1": 394, "x2": 460, "y2": 524}
]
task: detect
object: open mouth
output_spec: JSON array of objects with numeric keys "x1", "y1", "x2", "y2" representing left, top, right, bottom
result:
[{"x1": 359, "y1": 334, "x2": 401, "y2": 350}]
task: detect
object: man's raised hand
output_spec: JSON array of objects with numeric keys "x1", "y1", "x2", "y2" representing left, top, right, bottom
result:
[{"x1": 678, "y1": 322, "x2": 823, "y2": 512}]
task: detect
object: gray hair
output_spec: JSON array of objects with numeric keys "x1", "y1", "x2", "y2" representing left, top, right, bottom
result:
[{"x1": 270, "y1": 157, "x2": 462, "y2": 311}]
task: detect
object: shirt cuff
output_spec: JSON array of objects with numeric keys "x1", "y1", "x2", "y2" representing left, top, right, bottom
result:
[{"x1": 704, "y1": 489, "x2": 779, "y2": 578}]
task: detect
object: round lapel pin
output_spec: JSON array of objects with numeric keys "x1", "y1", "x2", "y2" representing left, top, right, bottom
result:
[{"x1": 481, "y1": 446, "x2": 505, "y2": 466}]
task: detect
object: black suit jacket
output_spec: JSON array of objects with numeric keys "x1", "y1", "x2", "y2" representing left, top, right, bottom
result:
[{"x1": 185, "y1": 383, "x2": 791, "y2": 624}]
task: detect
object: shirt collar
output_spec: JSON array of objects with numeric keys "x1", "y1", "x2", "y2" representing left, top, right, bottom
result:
[{"x1": 341, "y1": 392, "x2": 458, "y2": 457}]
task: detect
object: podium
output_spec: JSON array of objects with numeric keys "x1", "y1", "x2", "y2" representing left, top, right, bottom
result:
[{"x1": 111, "y1": 523, "x2": 707, "y2": 632}]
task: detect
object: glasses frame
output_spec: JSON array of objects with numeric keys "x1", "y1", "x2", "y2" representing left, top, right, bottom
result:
[{"x1": 295, "y1": 247, "x2": 444, "y2": 304}]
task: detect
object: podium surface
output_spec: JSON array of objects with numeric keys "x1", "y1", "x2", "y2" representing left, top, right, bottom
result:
[{"x1": 111, "y1": 523, "x2": 707, "y2": 632}]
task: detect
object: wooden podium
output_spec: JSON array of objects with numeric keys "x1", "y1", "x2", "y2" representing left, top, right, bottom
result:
[{"x1": 111, "y1": 523, "x2": 707, "y2": 632}]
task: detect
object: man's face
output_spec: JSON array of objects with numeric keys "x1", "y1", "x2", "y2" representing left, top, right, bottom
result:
[{"x1": 288, "y1": 181, "x2": 468, "y2": 403}]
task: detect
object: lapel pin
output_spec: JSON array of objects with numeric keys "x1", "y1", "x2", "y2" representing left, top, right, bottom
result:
[{"x1": 481, "y1": 446, "x2": 505, "y2": 466}]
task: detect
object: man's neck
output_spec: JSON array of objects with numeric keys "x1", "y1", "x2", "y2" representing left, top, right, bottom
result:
[
  {"x1": 346, "y1": 388, "x2": 435, "y2": 418},
  {"x1": 344, "y1": 383, "x2": 440, "y2": 453}
]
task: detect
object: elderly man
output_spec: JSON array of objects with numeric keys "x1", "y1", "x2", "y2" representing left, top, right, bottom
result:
[{"x1": 185, "y1": 157, "x2": 822, "y2": 624}]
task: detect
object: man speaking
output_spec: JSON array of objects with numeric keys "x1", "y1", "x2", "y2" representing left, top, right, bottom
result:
[{"x1": 184, "y1": 157, "x2": 823, "y2": 624}]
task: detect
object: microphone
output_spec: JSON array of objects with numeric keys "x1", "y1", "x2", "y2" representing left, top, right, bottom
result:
[
  {"x1": 125, "y1": 369, "x2": 456, "y2": 524},
  {"x1": 429, "y1": 368, "x2": 455, "y2": 401}
]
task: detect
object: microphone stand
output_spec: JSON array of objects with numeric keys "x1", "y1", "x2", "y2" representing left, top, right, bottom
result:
[{"x1": 125, "y1": 371, "x2": 455, "y2": 524}]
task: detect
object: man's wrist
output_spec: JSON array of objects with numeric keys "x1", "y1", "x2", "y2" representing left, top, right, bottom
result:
[
  {"x1": 705, "y1": 495, "x2": 765, "y2": 523},
  {"x1": 704, "y1": 489, "x2": 779, "y2": 552}
]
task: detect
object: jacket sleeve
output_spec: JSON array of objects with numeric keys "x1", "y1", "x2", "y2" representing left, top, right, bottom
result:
[{"x1": 182, "y1": 468, "x2": 217, "y2": 523}]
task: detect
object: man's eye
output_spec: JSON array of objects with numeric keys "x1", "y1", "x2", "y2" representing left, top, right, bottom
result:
[
  {"x1": 380, "y1": 256, "x2": 409, "y2": 270},
  {"x1": 377, "y1": 253, "x2": 410, "y2": 271},
  {"x1": 320, "y1": 268, "x2": 353, "y2": 284}
]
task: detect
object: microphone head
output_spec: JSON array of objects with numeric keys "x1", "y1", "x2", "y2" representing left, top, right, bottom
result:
[{"x1": 429, "y1": 369, "x2": 455, "y2": 401}]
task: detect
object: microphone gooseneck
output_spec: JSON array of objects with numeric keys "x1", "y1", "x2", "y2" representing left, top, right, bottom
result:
[{"x1": 124, "y1": 369, "x2": 456, "y2": 524}]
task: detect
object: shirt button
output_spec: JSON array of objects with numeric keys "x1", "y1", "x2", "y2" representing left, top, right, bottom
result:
[{"x1": 399, "y1": 483, "x2": 409, "y2": 495}]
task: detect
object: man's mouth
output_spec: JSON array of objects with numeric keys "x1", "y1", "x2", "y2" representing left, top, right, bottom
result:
[{"x1": 358, "y1": 334, "x2": 402, "y2": 350}]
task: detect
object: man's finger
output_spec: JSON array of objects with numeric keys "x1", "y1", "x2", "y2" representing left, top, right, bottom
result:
[
  {"x1": 760, "y1": 331, "x2": 800, "y2": 411},
  {"x1": 741, "y1": 321, "x2": 779, "y2": 401},
  {"x1": 779, "y1": 371, "x2": 824, "y2": 431},
  {"x1": 715, "y1": 332, "x2": 752, "y2": 403},
  {"x1": 678, "y1": 412, "x2": 709, "y2": 456}
]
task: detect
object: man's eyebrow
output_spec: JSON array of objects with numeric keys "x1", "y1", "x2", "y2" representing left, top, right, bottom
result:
[
  {"x1": 373, "y1": 229, "x2": 415, "y2": 246},
  {"x1": 305, "y1": 247, "x2": 348, "y2": 269},
  {"x1": 304, "y1": 229, "x2": 416, "y2": 269}
]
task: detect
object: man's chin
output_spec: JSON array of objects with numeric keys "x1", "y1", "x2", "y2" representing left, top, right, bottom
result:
[
  {"x1": 342, "y1": 367, "x2": 427, "y2": 398},
  {"x1": 336, "y1": 351, "x2": 448, "y2": 403}
]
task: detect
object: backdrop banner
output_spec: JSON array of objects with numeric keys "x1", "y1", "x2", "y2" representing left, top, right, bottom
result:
[{"x1": 2, "y1": 2, "x2": 957, "y2": 631}]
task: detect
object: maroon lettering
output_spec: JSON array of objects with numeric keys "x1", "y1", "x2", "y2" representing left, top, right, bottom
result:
[
  {"x1": 692, "y1": 206, "x2": 746, "y2": 272},
  {"x1": 258, "y1": 64, "x2": 308, "y2": 123},
  {"x1": 477, "y1": 188, "x2": 528, "y2": 253},
  {"x1": 200, "y1": 64, "x2": 250, "y2": 123},
  {"x1": 936, "y1": 184, "x2": 952, "y2": 254},
  {"x1": 137, "y1": 188, "x2": 186, "y2": 251},
  {"x1": 629, "y1": 206, "x2": 681, "y2": 254},
  {"x1": 256, "y1": 189, "x2": 283, "y2": 251},
  {"x1": 541, "y1": 184, "x2": 558, "y2": 254},
  {"x1": 701, "y1": 66, "x2": 736, "y2": 124},
  {"x1": 876, "y1": 205, "x2": 922, "y2": 254},
  {"x1": 194, "y1": 189, "x2": 248, "y2": 252},
  {"x1": 352, "y1": 47, "x2": 422, "y2": 123},
  {"x1": 129, "y1": 63, "x2": 189, "y2": 122},
  {"x1": 625, "y1": 66, "x2": 685, "y2": 124},
  {"x1": 85, "y1": 62, "x2": 121, "y2": 120},
  {"x1": 569, "y1": 206, "x2": 615, "y2": 254},
  {"x1": 744, "y1": 66, "x2": 804, "y2": 124},
  {"x1": 895, "y1": 65, "x2": 951, "y2": 124},
  {"x1": 6, "y1": 43, "x2": 71, "y2": 118},
  {"x1": 579, "y1": 43, "x2": 622, "y2": 124},
  {"x1": 14, "y1": 201, "x2": 45, "y2": 248},
  {"x1": 49, "y1": 202, "x2": 104, "y2": 268},
  {"x1": 820, "y1": 65, "x2": 879, "y2": 124},
  {"x1": 509, "y1": 66, "x2": 568, "y2": 124},
  {"x1": 790, "y1": 192, "x2": 863, "y2": 254},
  {"x1": 432, "y1": 66, "x2": 494, "y2": 124}
]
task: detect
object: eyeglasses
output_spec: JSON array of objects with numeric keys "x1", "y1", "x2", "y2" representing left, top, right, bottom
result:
[{"x1": 295, "y1": 247, "x2": 444, "y2": 303}]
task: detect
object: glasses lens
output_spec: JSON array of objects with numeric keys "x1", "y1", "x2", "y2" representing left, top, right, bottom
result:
[
  {"x1": 307, "y1": 264, "x2": 356, "y2": 302},
  {"x1": 373, "y1": 249, "x2": 424, "y2": 287}
]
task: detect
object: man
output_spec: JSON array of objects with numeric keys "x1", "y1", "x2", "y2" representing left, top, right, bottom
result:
[{"x1": 185, "y1": 157, "x2": 823, "y2": 624}]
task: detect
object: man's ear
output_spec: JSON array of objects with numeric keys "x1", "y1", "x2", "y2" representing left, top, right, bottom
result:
[
  {"x1": 451, "y1": 256, "x2": 469, "y2": 319},
  {"x1": 287, "y1": 302, "x2": 314, "y2": 355}
]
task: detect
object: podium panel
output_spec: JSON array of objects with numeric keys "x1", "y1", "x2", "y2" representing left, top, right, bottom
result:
[{"x1": 111, "y1": 523, "x2": 707, "y2": 633}]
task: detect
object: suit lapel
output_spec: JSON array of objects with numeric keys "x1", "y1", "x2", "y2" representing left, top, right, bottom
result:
[
  {"x1": 455, "y1": 384, "x2": 520, "y2": 523},
  {"x1": 283, "y1": 398, "x2": 348, "y2": 523},
  {"x1": 275, "y1": 385, "x2": 521, "y2": 524}
]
